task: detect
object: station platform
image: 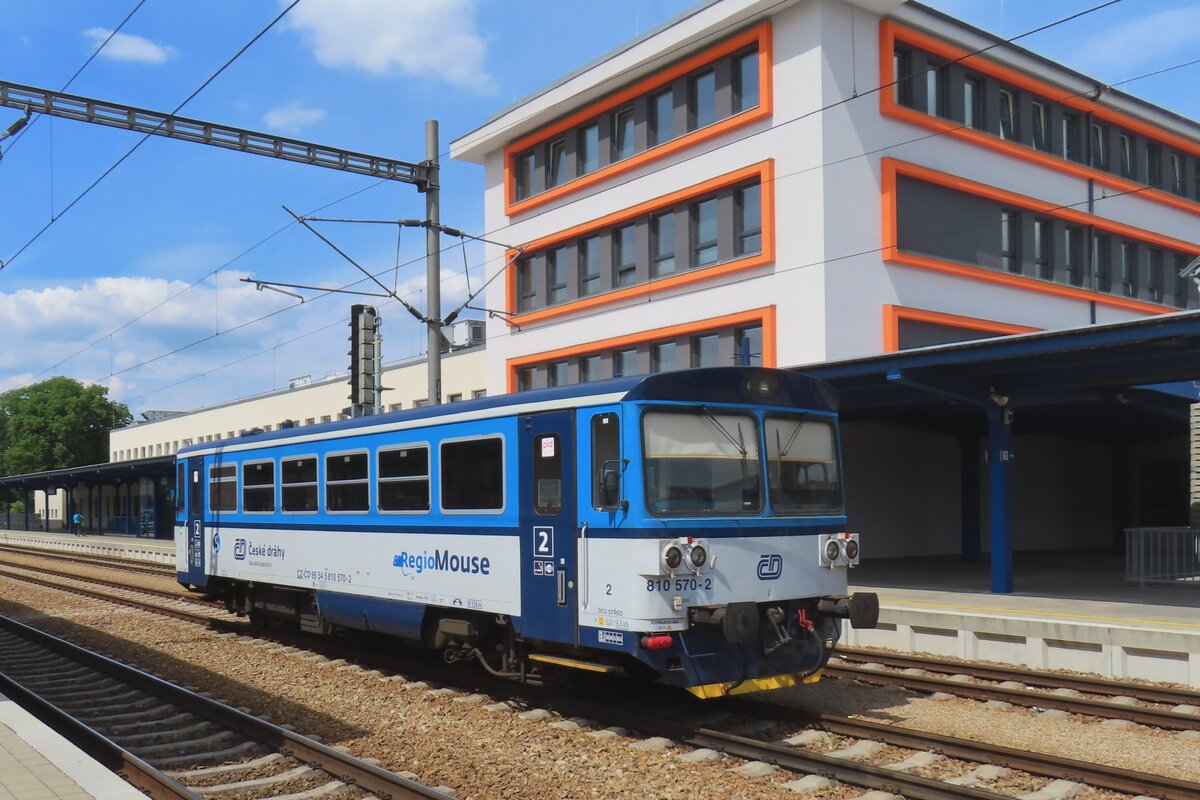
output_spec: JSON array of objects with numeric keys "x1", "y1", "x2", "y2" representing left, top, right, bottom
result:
[
  {"x1": 846, "y1": 552, "x2": 1200, "y2": 686},
  {"x1": 0, "y1": 693, "x2": 142, "y2": 800},
  {"x1": 0, "y1": 529, "x2": 174, "y2": 566}
]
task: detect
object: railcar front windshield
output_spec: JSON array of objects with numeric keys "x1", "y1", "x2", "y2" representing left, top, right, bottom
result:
[
  {"x1": 765, "y1": 414, "x2": 842, "y2": 514},
  {"x1": 643, "y1": 409, "x2": 761, "y2": 515}
]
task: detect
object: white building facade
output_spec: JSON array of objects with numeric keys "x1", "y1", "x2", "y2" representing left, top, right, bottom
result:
[{"x1": 451, "y1": 0, "x2": 1199, "y2": 557}]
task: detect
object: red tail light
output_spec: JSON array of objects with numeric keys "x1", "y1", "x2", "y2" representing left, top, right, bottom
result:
[{"x1": 641, "y1": 634, "x2": 674, "y2": 650}]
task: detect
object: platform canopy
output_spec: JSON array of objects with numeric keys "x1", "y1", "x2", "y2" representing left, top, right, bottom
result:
[
  {"x1": 0, "y1": 456, "x2": 175, "y2": 493},
  {"x1": 798, "y1": 310, "x2": 1200, "y2": 593}
]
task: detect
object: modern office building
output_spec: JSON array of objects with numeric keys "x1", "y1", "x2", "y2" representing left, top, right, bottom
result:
[{"x1": 450, "y1": 0, "x2": 1199, "y2": 561}]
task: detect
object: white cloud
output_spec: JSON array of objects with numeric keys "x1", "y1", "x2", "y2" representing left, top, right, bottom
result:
[
  {"x1": 83, "y1": 28, "x2": 178, "y2": 65},
  {"x1": 1056, "y1": 5, "x2": 1200, "y2": 78},
  {"x1": 282, "y1": 0, "x2": 495, "y2": 94},
  {"x1": 263, "y1": 102, "x2": 328, "y2": 134}
]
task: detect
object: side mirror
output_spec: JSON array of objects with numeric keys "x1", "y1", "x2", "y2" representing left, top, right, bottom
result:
[{"x1": 601, "y1": 468, "x2": 620, "y2": 508}]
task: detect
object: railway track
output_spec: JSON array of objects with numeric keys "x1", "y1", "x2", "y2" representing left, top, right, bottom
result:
[
  {"x1": 0, "y1": 612, "x2": 450, "y2": 800},
  {"x1": 0, "y1": 542, "x2": 175, "y2": 577},
  {"x1": 835, "y1": 646, "x2": 1200, "y2": 706},
  {"x1": 825, "y1": 658, "x2": 1200, "y2": 731},
  {"x1": 6, "y1": 560, "x2": 1200, "y2": 799}
]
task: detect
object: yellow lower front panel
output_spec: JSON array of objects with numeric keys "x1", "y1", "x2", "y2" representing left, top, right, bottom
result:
[{"x1": 685, "y1": 668, "x2": 823, "y2": 699}]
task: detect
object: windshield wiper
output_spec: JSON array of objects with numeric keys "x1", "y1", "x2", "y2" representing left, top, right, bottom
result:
[
  {"x1": 775, "y1": 413, "x2": 809, "y2": 459},
  {"x1": 700, "y1": 405, "x2": 747, "y2": 458}
]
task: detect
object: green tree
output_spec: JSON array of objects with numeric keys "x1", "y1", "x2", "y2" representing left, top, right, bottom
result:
[{"x1": 0, "y1": 377, "x2": 132, "y2": 475}]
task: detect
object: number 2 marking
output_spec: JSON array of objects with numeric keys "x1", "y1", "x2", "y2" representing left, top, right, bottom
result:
[
  {"x1": 605, "y1": 583, "x2": 612, "y2": 596},
  {"x1": 532, "y1": 526, "x2": 554, "y2": 557}
]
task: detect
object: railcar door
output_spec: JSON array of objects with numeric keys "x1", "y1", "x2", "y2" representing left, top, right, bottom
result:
[
  {"x1": 183, "y1": 456, "x2": 207, "y2": 586},
  {"x1": 518, "y1": 411, "x2": 577, "y2": 645}
]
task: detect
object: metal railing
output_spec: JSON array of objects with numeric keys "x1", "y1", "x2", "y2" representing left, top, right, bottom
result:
[{"x1": 1125, "y1": 527, "x2": 1200, "y2": 586}]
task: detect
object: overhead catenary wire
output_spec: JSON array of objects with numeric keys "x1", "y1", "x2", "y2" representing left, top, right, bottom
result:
[
  {"x1": 0, "y1": 0, "x2": 147, "y2": 158},
  {"x1": 0, "y1": 0, "x2": 302, "y2": 273}
]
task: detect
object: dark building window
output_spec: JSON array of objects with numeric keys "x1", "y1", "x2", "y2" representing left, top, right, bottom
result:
[
  {"x1": 1031, "y1": 101, "x2": 1048, "y2": 151},
  {"x1": 691, "y1": 198, "x2": 719, "y2": 267},
  {"x1": 1169, "y1": 152, "x2": 1185, "y2": 195},
  {"x1": 516, "y1": 258, "x2": 535, "y2": 312},
  {"x1": 546, "y1": 246, "x2": 569, "y2": 305},
  {"x1": 893, "y1": 48, "x2": 913, "y2": 107},
  {"x1": 650, "y1": 341, "x2": 676, "y2": 373},
  {"x1": 1148, "y1": 249, "x2": 1164, "y2": 302},
  {"x1": 1147, "y1": 143, "x2": 1162, "y2": 187},
  {"x1": 1064, "y1": 227, "x2": 1083, "y2": 286},
  {"x1": 688, "y1": 69, "x2": 717, "y2": 131},
  {"x1": 1118, "y1": 133, "x2": 1133, "y2": 178},
  {"x1": 579, "y1": 236, "x2": 600, "y2": 296},
  {"x1": 612, "y1": 108, "x2": 634, "y2": 162},
  {"x1": 1001, "y1": 210, "x2": 1021, "y2": 273},
  {"x1": 1062, "y1": 113, "x2": 1080, "y2": 162},
  {"x1": 963, "y1": 77, "x2": 981, "y2": 129},
  {"x1": 517, "y1": 368, "x2": 533, "y2": 392},
  {"x1": 998, "y1": 89, "x2": 1016, "y2": 140},
  {"x1": 690, "y1": 333, "x2": 719, "y2": 368},
  {"x1": 579, "y1": 355, "x2": 602, "y2": 383},
  {"x1": 733, "y1": 50, "x2": 759, "y2": 113},
  {"x1": 1034, "y1": 218, "x2": 1051, "y2": 279},
  {"x1": 1092, "y1": 234, "x2": 1111, "y2": 292},
  {"x1": 1089, "y1": 122, "x2": 1106, "y2": 170},
  {"x1": 651, "y1": 212, "x2": 676, "y2": 277},
  {"x1": 514, "y1": 153, "x2": 534, "y2": 201},
  {"x1": 613, "y1": 224, "x2": 637, "y2": 287},
  {"x1": 547, "y1": 138, "x2": 567, "y2": 188},
  {"x1": 614, "y1": 348, "x2": 637, "y2": 378},
  {"x1": 547, "y1": 361, "x2": 568, "y2": 387},
  {"x1": 1120, "y1": 240, "x2": 1137, "y2": 296},
  {"x1": 926, "y1": 61, "x2": 947, "y2": 117},
  {"x1": 735, "y1": 325, "x2": 762, "y2": 366},
  {"x1": 736, "y1": 184, "x2": 762, "y2": 256},
  {"x1": 578, "y1": 123, "x2": 599, "y2": 175},
  {"x1": 650, "y1": 89, "x2": 674, "y2": 147}
]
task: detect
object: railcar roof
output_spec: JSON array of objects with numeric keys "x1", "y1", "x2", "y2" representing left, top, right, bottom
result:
[{"x1": 177, "y1": 367, "x2": 837, "y2": 458}]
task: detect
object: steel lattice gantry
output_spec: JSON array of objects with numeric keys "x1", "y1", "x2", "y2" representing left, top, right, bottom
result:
[{"x1": 0, "y1": 80, "x2": 431, "y2": 187}]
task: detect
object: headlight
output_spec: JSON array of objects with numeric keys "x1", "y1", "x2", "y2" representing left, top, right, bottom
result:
[
  {"x1": 844, "y1": 539, "x2": 860, "y2": 561},
  {"x1": 824, "y1": 539, "x2": 841, "y2": 563},
  {"x1": 688, "y1": 543, "x2": 707, "y2": 569},
  {"x1": 661, "y1": 543, "x2": 683, "y2": 572},
  {"x1": 745, "y1": 371, "x2": 780, "y2": 398}
]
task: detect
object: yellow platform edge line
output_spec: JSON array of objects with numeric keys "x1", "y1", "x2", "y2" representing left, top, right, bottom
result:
[{"x1": 879, "y1": 599, "x2": 1200, "y2": 629}]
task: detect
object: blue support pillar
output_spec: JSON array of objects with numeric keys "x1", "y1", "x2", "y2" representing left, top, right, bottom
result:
[
  {"x1": 66, "y1": 490, "x2": 74, "y2": 534},
  {"x1": 960, "y1": 431, "x2": 981, "y2": 564},
  {"x1": 986, "y1": 406, "x2": 1014, "y2": 593}
]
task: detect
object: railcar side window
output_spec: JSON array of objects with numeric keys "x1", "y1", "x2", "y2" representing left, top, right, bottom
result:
[
  {"x1": 591, "y1": 413, "x2": 620, "y2": 509},
  {"x1": 642, "y1": 410, "x2": 761, "y2": 515},
  {"x1": 533, "y1": 434, "x2": 562, "y2": 516},
  {"x1": 208, "y1": 464, "x2": 237, "y2": 512},
  {"x1": 378, "y1": 446, "x2": 430, "y2": 512},
  {"x1": 281, "y1": 456, "x2": 319, "y2": 512},
  {"x1": 242, "y1": 461, "x2": 276, "y2": 513},
  {"x1": 441, "y1": 438, "x2": 504, "y2": 511},
  {"x1": 326, "y1": 452, "x2": 369, "y2": 512},
  {"x1": 765, "y1": 415, "x2": 842, "y2": 514},
  {"x1": 175, "y1": 463, "x2": 186, "y2": 515}
]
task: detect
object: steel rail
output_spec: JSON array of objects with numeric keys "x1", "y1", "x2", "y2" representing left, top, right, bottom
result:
[
  {"x1": 835, "y1": 647, "x2": 1200, "y2": 705},
  {"x1": 0, "y1": 613, "x2": 452, "y2": 800},
  {"x1": 0, "y1": 566, "x2": 217, "y2": 624},
  {"x1": 734, "y1": 700, "x2": 1200, "y2": 800},
  {"x1": 827, "y1": 663, "x2": 1200, "y2": 730},
  {"x1": 0, "y1": 558, "x2": 220, "y2": 608}
]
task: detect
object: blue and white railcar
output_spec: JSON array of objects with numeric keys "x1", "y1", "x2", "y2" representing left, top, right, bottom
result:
[{"x1": 174, "y1": 367, "x2": 877, "y2": 697}]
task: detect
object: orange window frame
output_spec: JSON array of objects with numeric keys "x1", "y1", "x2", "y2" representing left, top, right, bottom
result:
[
  {"x1": 880, "y1": 157, "x2": 1196, "y2": 315},
  {"x1": 503, "y1": 22, "x2": 773, "y2": 217},
  {"x1": 506, "y1": 159, "x2": 775, "y2": 326},
  {"x1": 878, "y1": 20, "x2": 1200, "y2": 217},
  {"x1": 505, "y1": 306, "x2": 777, "y2": 393},
  {"x1": 882, "y1": 304, "x2": 1039, "y2": 352}
]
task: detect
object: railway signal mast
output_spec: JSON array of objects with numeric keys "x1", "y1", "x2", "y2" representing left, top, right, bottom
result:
[{"x1": 0, "y1": 81, "x2": 448, "y2": 405}]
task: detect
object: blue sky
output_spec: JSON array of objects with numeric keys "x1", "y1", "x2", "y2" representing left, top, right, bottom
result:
[{"x1": 0, "y1": 0, "x2": 1195, "y2": 417}]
